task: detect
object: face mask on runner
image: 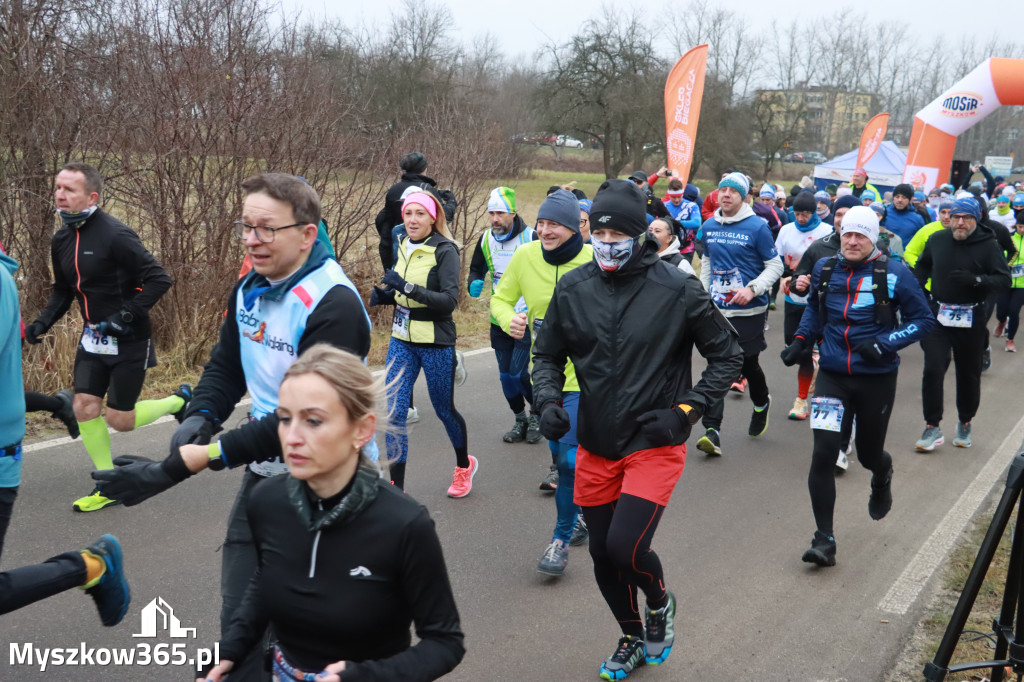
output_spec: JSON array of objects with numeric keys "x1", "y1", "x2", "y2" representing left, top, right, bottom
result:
[
  {"x1": 58, "y1": 205, "x2": 98, "y2": 229},
  {"x1": 592, "y1": 235, "x2": 635, "y2": 272}
]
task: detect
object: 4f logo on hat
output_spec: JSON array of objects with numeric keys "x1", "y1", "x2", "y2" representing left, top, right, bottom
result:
[{"x1": 598, "y1": 215, "x2": 612, "y2": 223}]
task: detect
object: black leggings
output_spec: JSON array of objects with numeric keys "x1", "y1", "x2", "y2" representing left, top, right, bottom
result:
[
  {"x1": 997, "y1": 288, "x2": 1024, "y2": 340},
  {"x1": 808, "y1": 370, "x2": 897, "y2": 536},
  {"x1": 583, "y1": 494, "x2": 668, "y2": 637},
  {"x1": 702, "y1": 354, "x2": 770, "y2": 431},
  {"x1": 24, "y1": 391, "x2": 61, "y2": 414}
]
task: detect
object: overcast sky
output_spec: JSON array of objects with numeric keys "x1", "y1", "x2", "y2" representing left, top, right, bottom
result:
[{"x1": 280, "y1": 0, "x2": 1017, "y2": 63}]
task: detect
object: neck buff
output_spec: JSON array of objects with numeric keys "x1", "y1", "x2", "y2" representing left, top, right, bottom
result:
[
  {"x1": 816, "y1": 205, "x2": 831, "y2": 220},
  {"x1": 593, "y1": 234, "x2": 635, "y2": 271},
  {"x1": 58, "y1": 205, "x2": 98, "y2": 228},
  {"x1": 795, "y1": 212, "x2": 822, "y2": 233},
  {"x1": 541, "y1": 232, "x2": 583, "y2": 266},
  {"x1": 492, "y1": 223, "x2": 516, "y2": 242}
]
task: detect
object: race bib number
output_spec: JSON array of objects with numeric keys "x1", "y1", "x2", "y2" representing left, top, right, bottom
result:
[
  {"x1": 80, "y1": 327, "x2": 118, "y2": 356},
  {"x1": 392, "y1": 305, "x2": 411, "y2": 340},
  {"x1": 711, "y1": 267, "x2": 744, "y2": 305},
  {"x1": 532, "y1": 317, "x2": 544, "y2": 336},
  {"x1": 1012, "y1": 264, "x2": 1024, "y2": 279},
  {"x1": 937, "y1": 303, "x2": 973, "y2": 328},
  {"x1": 810, "y1": 397, "x2": 844, "y2": 432}
]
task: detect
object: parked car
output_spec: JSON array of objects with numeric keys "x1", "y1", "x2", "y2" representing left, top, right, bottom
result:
[
  {"x1": 783, "y1": 152, "x2": 805, "y2": 163},
  {"x1": 555, "y1": 135, "x2": 584, "y2": 149},
  {"x1": 804, "y1": 151, "x2": 827, "y2": 164}
]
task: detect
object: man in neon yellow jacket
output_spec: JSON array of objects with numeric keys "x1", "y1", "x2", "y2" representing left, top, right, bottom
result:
[
  {"x1": 491, "y1": 189, "x2": 592, "y2": 578},
  {"x1": 904, "y1": 199, "x2": 953, "y2": 290}
]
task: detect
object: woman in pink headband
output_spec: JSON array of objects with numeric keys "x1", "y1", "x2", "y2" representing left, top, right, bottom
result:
[{"x1": 368, "y1": 190, "x2": 476, "y2": 497}]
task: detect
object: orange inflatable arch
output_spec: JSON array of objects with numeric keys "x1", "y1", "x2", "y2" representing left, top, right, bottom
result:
[{"x1": 903, "y1": 58, "x2": 1024, "y2": 188}]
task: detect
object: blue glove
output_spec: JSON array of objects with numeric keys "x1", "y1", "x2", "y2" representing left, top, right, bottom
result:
[
  {"x1": 382, "y1": 269, "x2": 408, "y2": 291},
  {"x1": 468, "y1": 279, "x2": 485, "y2": 297}
]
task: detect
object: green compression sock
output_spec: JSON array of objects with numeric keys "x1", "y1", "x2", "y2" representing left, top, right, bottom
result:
[
  {"x1": 80, "y1": 417, "x2": 113, "y2": 470},
  {"x1": 134, "y1": 395, "x2": 184, "y2": 428}
]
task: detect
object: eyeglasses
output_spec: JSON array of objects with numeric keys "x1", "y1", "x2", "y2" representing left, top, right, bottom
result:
[
  {"x1": 233, "y1": 220, "x2": 305, "y2": 243},
  {"x1": 580, "y1": 217, "x2": 590, "y2": 227},
  {"x1": 951, "y1": 215, "x2": 975, "y2": 224}
]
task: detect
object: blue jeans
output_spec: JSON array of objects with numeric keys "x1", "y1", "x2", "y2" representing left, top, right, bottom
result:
[{"x1": 551, "y1": 392, "x2": 580, "y2": 544}]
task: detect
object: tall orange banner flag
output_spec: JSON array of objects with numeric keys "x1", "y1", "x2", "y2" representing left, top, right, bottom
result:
[
  {"x1": 855, "y1": 113, "x2": 889, "y2": 169},
  {"x1": 664, "y1": 45, "x2": 709, "y2": 181}
]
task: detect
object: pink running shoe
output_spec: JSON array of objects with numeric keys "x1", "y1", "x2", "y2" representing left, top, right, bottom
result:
[{"x1": 447, "y1": 455, "x2": 479, "y2": 498}]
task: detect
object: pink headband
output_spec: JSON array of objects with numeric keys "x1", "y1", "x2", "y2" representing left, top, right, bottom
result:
[{"x1": 402, "y1": 192, "x2": 437, "y2": 220}]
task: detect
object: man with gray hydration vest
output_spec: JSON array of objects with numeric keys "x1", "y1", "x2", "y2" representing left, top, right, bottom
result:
[{"x1": 467, "y1": 187, "x2": 542, "y2": 445}]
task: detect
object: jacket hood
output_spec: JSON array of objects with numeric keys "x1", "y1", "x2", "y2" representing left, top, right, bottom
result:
[
  {"x1": 0, "y1": 252, "x2": 18, "y2": 277},
  {"x1": 401, "y1": 172, "x2": 437, "y2": 187},
  {"x1": 714, "y1": 203, "x2": 756, "y2": 225},
  {"x1": 657, "y1": 236, "x2": 681, "y2": 258}
]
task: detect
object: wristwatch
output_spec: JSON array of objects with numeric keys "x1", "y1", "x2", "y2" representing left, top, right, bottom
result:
[{"x1": 403, "y1": 282, "x2": 415, "y2": 295}]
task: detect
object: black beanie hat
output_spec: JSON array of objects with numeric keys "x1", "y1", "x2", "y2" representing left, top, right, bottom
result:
[
  {"x1": 833, "y1": 194, "x2": 863, "y2": 212},
  {"x1": 399, "y1": 152, "x2": 427, "y2": 174},
  {"x1": 793, "y1": 191, "x2": 817, "y2": 213},
  {"x1": 893, "y1": 183, "x2": 914, "y2": 200},
  {"x1": 590, "y1": 179, "x2": 648, "y2": 238}
]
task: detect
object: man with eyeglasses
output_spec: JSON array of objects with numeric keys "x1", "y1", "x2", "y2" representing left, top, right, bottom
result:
[
  {"x1": 913, "y1": 197, "x2": 1010, "y2": 451},
  {"x1": 94, "y1": 172, "x2": 370, "y2": 681},
  {"x1": 22, "y1": 162, "x2": 181, "y2": 513}
]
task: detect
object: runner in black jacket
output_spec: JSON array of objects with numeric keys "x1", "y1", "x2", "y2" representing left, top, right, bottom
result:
[
  {"x1": 532, "y1": 179, "x2": 742, "y2": 680},
  {"x1": 374, "y1": 152, "x2": 438, "y2": 269},
  {"x1": 24, "y1": 163, "x2": 181, "y2": 513}
]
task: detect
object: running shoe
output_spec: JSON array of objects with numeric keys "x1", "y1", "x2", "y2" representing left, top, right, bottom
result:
[
  {"x1": 526, "y1": 414, "x2": 543, "y2": 444},
  {"x1": 54, "y1": 389, "x2": 80, "y2": 439},
  {"x1": 83, "y1": 534, "x2": 131, "y2": 626},
  {"x1": 539, "y1": 464, "x2": 558, "y2": 492},
  {"x1": 600, "y1": 636, "x2": 646, "y2": 680},
  {"x1": 748, "y1": 396, "x2": 771, "y2": 437},
  {"x1": 406, "y1": 406, "x2": 420, "y2": 424},
  {"x1": 915, "y1": 425, "x2": 944, "y2": 452},
  {"x1": 869, "y1": 466, "x2": 893, "y2": 520},
  {"x1": 171, "y1": 383, "x2": 192, "y2": 423},
  {"x1": 644, "y1": 592, "x2": 676, "y2": 665},
  {"x1": 1007, "y1": 339, "x2": 1017, "y2": 353},
  {"x1": 730, "y1": 378, "x2": 747, "y2": 394},
  {"x1": 569, "y1": 513, "x2": 589, "y2": 546},
  {"x1": 696, "y1": 428, "x2": 722, "y2": 456},
  {"x1": 536, "y1": 539, "x2": 568, "y2": 576},
  {"x1": 447, "y1": 456, "x2": 478, "y2": 498},
  {"x1": 835, "y1": 450, "x2": 849, "y2": 472},
  {"x1": 788, "y1": 397, "x2": 809, "y2": 420},
  {"x1": 983, "y1": 346, "x2": 992, "y2": 372},
  {"x1": 454, "y1": 350, "x2": 467, "y2": 387},
  {"x1": 73, "y1": 488, "x2": 122, "y2": 513},
  {"x1": 995, "y1": 320, "x2": 1006, "y2": 337},
  {"x1": 801, "y1": 530, "x2": 836, "y2": 567},
  {"x1": 769, "y1": 301, "x2": 777, "y2": 311},
  {"x1": 953, "y1": 422, "x2": 972, "y2": 448},
  {"x1": 502, "y1": 418, "x2": 528, "y2": 443}
]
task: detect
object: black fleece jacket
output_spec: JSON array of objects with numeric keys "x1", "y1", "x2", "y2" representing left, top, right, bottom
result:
[
  {"x1": 33, "y1": 209, "x2": 171, "y2": 341},
  {"x1": 915, "y1": 226, "x2": 1011, "y2": 314},
  {"x1": 532, "y1": 238, "x2": 743, "y2": 459},
  {"x1": 220, "y1": 467, "x2": 464, "y2": 680}
]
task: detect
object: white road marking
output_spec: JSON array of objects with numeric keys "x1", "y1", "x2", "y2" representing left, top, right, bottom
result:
[{"x1": 879, "y1": 411, "x2": 1024, "y2": 614}]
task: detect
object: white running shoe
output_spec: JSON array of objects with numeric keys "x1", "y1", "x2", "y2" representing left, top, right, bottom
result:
[
  {"x1": 835, "y1": 450, "x2": 849, "y2": 471},
  {"x1": 407, "y1": 406, "x2": 420, "y2": 424},
  {"x1": 454, "y1": 350, "x2": 467, "y2": 387}
]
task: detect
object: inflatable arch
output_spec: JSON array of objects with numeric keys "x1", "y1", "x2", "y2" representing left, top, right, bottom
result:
[{"x1": 903, "y1": 58, "x2": 1024, "y2": 188}]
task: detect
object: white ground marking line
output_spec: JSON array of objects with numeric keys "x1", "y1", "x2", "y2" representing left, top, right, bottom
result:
[
  {"x1": 22, "y1": 346, "x2": 493, "y2": 454},
  {"x1": 879, "y1": 411, "x2": 1024, "y2": 615}
]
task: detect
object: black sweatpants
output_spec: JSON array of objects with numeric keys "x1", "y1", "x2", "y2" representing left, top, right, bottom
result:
[
  {"x1": 703, "y1": 313, "x2": 769, "y2": 431},
  {"x1": 0, "y1": 551, "x2": 86, "y2": 615},
  {"x1": 582, "y1": 494, "x2": 668, "y2": 638},
  {"x1": 920, "y1": 323, "x2": 987, "y2": 426},
  {"x1": 808, "y1": 370, "x2": 898, "y2": 536}
]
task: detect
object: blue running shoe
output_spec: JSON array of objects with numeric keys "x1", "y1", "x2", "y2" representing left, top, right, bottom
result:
[
  {"x1": 83, "y1": 534, "x2": 131, "y2": 626},
  {"x1": 644, "y1": 592, "x2": 676, "y2": 664},
  {"x1": 599, "y1": 635, "x2": 645, "y2": 680}
]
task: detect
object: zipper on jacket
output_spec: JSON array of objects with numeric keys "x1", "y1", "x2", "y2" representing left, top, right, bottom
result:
[
  {"x1": 309, "y1": 501, "x2": 323, "y2": 578},
  {"x1": 74, "y1": 230, "x2": 91, "y2": 321},
  {"x1": 842, "y1": 268, "x2": 854, "y2": 374}
]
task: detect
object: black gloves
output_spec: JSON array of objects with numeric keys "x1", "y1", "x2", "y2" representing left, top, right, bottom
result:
[
  {"x1": 636, "y1": 404, "x2": 695, "y2": 447},
  {"x1": 170, "y1": 414, "x2": 216, "y2": 453},
  {"x1": 948, "y1": 269, "x2": 982, "y2": 289},
  {"x1": 539, "y1": 403, "x2": 571, "y2": 441},
  {"x1": 368, "y1": 286, "x2": 391, "y2": 307},
  {"x1": 382, "y1": 269, "x2": 409, "y2": 292},
  {"x1": 780, "y1": 336, "x2": 810, "y2": 367},
  {"x1": 854, "y1": 339, "x2": 886, "y2": 363},
  {"x1": 96, "y1": 309, "x2": 134, "y2": 337},
  {"x1": 23, "y1": 321, "x2": 45, "y2": 344},
  {"x1": 91, "y1": 450, "x2": 193, "y2": 506}
]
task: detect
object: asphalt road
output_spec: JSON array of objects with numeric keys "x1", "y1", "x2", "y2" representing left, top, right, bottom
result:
[{"x1": 3, "y1": 315, "x2": 1023, "y2": 681}]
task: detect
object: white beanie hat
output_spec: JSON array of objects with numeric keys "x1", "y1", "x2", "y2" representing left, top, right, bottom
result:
[{"x1": 840, "y1": 205, "x2": 879, "y2": 244}]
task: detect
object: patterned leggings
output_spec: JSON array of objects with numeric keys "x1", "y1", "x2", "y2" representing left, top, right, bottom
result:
[{"x1": 386, "y1": 339, "x2": 469, "y2": 469}]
